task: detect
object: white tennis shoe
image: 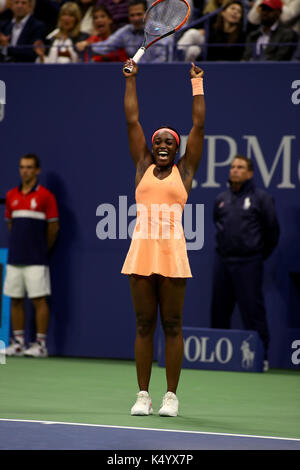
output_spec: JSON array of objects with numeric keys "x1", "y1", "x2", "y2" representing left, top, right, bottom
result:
[
  {"x1": 5, "y1": 339, "x2": 25, "y2": 357},
  {"x1": 131, "y1": 391, "x2": 153, "y2": 416},
  {"x1": 24, "y1": 342, "x2": 48, "y2": 358},
  {"x1": 158, "y1": 392, "x2": 179, "y2": 417}
]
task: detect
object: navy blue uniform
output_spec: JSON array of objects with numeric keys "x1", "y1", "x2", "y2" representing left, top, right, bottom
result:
[{"x1": 210, "y1": 179, "x2": 280, "y2": 358}]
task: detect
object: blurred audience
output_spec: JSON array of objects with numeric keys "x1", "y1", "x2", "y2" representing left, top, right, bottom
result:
[
  {"x1": 34, "y1": 2, "x2": 88, "y2": 63},
  {"x1": 34, "y1": 0, "x2": 61, "y2": 35},
  {"x1": 207, "y1": 0, "x2": 245, "y2": 60},
  {"x1": 76, "y1": 4, "x2": 128, "y2": 61},
  {"x1": 0, "y1": 0, "x2": 12, "y2": 21},
  {"x1": 0, "y1": 0, "x2": 61, "y2": 34},
  {"x1": 0, "y1": 0, "x2": 299, "y2": 62},
  {"x1": 91, "y1": 0, "x2": 171, "y2": 63},
  {"x1": 76, "y1": 0, "x2": 96, "y2": 34},
  {"x1": 0, "y1": 0, "x2": 7, "y2": 11},
  {"x1": 192, "y1": 0, "x2": 206, "y2": 19},
  {"x1": 203, "y1": 0, "x2": 224, "y2": 14},
  {"x1": 0, "y1": 0, "x2": 46, "y2": 62},
  {"x1": 97, "y1": 0, "x2": 129, "y2": 30},
  {"x1": 248, "y1": 0, "x2": 300, "y2": 36},
  {"x1": 243, "y1": 0, "x2": 297, "y2": 60},
  {"x1": 178, "y1": 0, "x2": 245, "y2": 61}
]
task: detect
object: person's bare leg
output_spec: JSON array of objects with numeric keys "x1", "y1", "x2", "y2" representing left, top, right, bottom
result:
[
  {"x1": 11, "y1": 298, "x2": 26, "y2": 332},
  {"x1": 6, "y1": 298, "x2": 26, "y2": 353},
  {"x1": 31, "y1": 297, "x2": 49, "y2": 335},
  {"x1": 158, "y1": 276, "x2": 186, "y2": 394},
  {"x1": 129, "y1": 275, "x2": 158, "y2": 391}
]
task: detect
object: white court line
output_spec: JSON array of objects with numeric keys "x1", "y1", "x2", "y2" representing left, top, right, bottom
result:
[{"x1": 0, "y1": 418, "x2": 300, "y2": 443}]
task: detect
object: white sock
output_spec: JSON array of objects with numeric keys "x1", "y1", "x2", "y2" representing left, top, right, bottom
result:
[
  {"x1": 14, "y1": 330, "x2": 25, "y2": 346},
  {"x1": 37, "y1": 333, "x2": 47, "y2": 347}
]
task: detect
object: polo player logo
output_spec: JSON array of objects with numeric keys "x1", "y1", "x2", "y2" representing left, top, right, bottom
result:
[
  {"x1": 243, "y1": 197, "x2": 251, "y2": 210},
  {"x1": 241, "y1": 336, "x2": 255, "y2": 369},
  {"x1": 30, "y1": 198, "x2": 37, "y2": 210}
]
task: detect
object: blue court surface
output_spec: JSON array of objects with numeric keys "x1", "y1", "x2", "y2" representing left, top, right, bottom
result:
[{"x1": 1, "y1": 419, "x2": 300, "y2": 450}]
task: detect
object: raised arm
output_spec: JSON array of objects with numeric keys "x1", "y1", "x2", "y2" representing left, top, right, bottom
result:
[
  {"x1": 178, "y1": 64, "x2": 205, "y2": 191},
  {"x1": 123, "y1": 59, "x2": 152, "y2": 170}
]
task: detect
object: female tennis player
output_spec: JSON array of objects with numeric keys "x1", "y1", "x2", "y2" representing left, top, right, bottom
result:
[{"x1": 122, "y1": 59, "x2": 205, "y2": 417}]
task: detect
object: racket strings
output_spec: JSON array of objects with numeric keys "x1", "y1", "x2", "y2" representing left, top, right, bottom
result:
[{"x1": 144, "y1": 0, "x2": 188, "y2": 39}]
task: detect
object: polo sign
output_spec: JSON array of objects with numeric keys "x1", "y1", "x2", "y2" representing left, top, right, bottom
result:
[{"x1": 158, "y1": 327, "x2": 264, "y2": 372}]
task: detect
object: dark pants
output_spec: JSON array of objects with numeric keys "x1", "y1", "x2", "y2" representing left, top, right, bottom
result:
[{"x1": 210, "y1": 252, "x2": 270, "y2": 359}]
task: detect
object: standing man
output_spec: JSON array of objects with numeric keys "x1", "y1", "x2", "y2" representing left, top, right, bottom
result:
[
  {"x1": 4, "y1": 154, "x2": 59, "y2": 357},
  {"x1": 210, "y1": 155, "x2": 279, "y2": 371}
]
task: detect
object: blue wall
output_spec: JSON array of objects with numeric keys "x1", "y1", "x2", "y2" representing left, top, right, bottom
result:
[{"x1": 0, "y1": 63, "x2": 299, "y2": 368}]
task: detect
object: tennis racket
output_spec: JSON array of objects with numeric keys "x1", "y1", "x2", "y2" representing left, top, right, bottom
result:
[{"x1": 124, "y1": 0, "x2": 190, "y2": 72}]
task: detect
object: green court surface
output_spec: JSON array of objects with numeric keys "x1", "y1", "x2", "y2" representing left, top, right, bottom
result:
[{"x1": 0, "y1": 357, "x2": 299, "y2": 440}]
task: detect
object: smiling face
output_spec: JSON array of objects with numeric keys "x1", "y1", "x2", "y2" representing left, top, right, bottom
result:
[{"x1": 152, "y1": 130, "x2": 178, "y2": 167}]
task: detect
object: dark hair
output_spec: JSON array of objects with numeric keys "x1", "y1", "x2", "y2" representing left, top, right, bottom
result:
[
  {"x1": 222, "y1": 0, "x2": 243, "y2": 9},
  {"x1": 20, "y1": 153, "x2": 41, "y2": 169},
  {"x1": 232, "y1": 155, "x2": 253, "y2": 172},
  {"x1": 92, "y1": 4, "x2": 113, "y2": 20},
  {"x1": 213, "y1": 0, "x2": 244, "y2": 44},
  {"x1": 128, "y1": 0, "x2": 147, "y2": 11},
  {"x1": 152, "y1": 125, "x2": 181, "y2": 148}
]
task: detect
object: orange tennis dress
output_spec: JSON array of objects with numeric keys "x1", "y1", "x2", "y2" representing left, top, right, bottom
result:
[{"x1": 121, "y1": 164, "x2": 192, "y2": 278}]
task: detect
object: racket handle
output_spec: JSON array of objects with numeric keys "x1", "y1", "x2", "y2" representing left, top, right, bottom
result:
[{"x1": 124, "y1": 47, "x2": 146, "y2": 72}]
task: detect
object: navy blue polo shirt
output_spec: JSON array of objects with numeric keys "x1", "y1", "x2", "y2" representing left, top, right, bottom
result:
[{"x1": 5, "y1": 183, "x2": 59, "y2": 265}]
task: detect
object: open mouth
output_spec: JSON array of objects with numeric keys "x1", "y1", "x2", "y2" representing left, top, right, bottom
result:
[{"x1": 158, "y1": 151, "x2": 168, "y2": 160}]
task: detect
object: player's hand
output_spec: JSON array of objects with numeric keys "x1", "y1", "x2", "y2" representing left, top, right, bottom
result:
[
  {"x1": 190, "y1": 62, "x2": 204, "y2": 79},
  {"x1": 123, "y1": 59, "x2": 138, "y2": 77}
]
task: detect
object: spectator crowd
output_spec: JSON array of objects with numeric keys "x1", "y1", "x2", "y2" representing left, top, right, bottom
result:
[{"x1": 0, "y1": 0, "x2": 299, "y2": 62}]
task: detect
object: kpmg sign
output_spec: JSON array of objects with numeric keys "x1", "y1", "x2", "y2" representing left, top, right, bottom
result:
[
  {"x1": 158, "y1": 327, "x2": 264, "y2": 372},
  {"x1": 180, "y1": 134, "x2": 298, "y2": 189}
]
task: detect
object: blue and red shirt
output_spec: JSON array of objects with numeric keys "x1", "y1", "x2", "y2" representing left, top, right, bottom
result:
[{"x1": 5, "y1": 183, "x2": 59, "y2": 265}]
